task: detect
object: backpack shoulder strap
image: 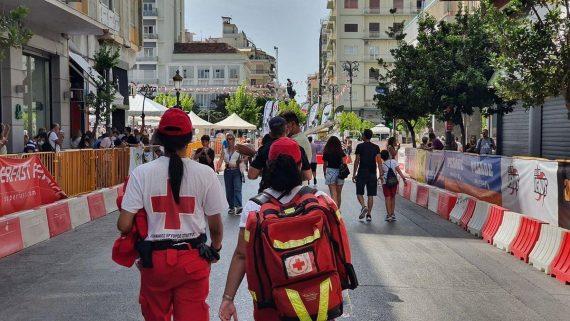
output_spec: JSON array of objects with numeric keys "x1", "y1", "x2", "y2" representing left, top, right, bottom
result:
[
  {"x1": 297, "y1": 186, "x2": 317, "y2": 197},
  {"x1": 250, "y1": 192, "x2": 275, "y2": 206}
]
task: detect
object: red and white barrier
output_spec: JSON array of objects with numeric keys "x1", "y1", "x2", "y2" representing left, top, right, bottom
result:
[
  {"x1": 493, "y1": 211, "x2": 523, "y2": 252},
  {"x1": 415, "y1": 184, "x2": 429, "y2": 208},
  {"x1": 103, "y1": 187, "x2": 119, "y2": 214},
  {"x1": 467, "y1": 200, "x2": 492, "y2": 237},
  {"x1": 409, "y1": 180, "x2": 418, "y2": 203},
  {"x1": 17, "y1": 208, "x2": 50, "y2": 248},
  {"x1": 398, "y1": 177, "x2": 405, "y2": 196},
  {"x1": 510, "y1": 217, "x2": 544, "y2": 262},
  {"x1": 87, "y1": 192, "x2": 107, "y2": 220},
  {"x1": 449, "y1": 194, "x2": 475, "y2": 225},
  {"x1": 44, "y1": 202, "x2": 72, "y2": 238},
  {"x1": 0, "y1": 216, "x2": 23, "y2": 259},
  {"x1": 403, "y1": 181, "x2": 412, "y2": 200},
  {"x1": 551, "y1": 230, "x2": 570, "y2": 283},
  {"x1": 427, "y1": 186, "x2": 441, "y2": 213},
  {"x1": 482, "y1": 205, "x2": 507, "y2": 244},
  {"x1": 529, "y1": 225, "x2": 565, "y2": 274},
  {"x1": 436, "y1": 191, "x2": 457, "y2": 220},
  {"x1": 68, "y1": 196, "x2": 91, "y2": 228}
]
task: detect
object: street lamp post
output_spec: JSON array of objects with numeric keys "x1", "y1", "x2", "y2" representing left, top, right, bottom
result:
[
  {"x1": 328, "y1": 84, "x2": 339, "y2": 114},
  {"x1": 342, "y1": 61, "x2": 359, "y2": 112},
  {"x1": 173, "y1": 70, "x2": 183, "y2": 109},
  {"x1": 131, "y1": 83, "x2": 157, "y2": 130}
]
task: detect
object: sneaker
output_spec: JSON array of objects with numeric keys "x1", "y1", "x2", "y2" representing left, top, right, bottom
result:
[
  {"x1": 235, "y1": 207, "x2": 243, "y2": 215},
  {"x1": 366, "y1": 214, "x2": 372, "y2": 222},
  {"x1": 228, "y1": 208, "x2": 235, "y2": 215},
  {"x1": 391, "y1": 215, "x2": 397, "y2": 221},
  {"x1": 359, "y1": 207, "x2": 368, "y2": 220},
  {"x1": 384, "y1": 215, "x2": 391, "y2": 222}
]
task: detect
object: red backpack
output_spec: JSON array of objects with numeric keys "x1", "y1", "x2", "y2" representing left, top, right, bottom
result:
[{"x1": 244, "y1": 187, "x2": 358, "y2": 321}]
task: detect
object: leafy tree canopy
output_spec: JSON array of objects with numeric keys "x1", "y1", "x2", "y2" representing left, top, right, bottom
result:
[
  {"x1": 338, "y1": 112, "x2": 374, "y2": 133},
  {"x1": 154, "y1": 93, "x2": 195, "y2": 113},
  {"x1": 225, "y1": 85, "x2": 261, "y2": 126},
  {"x1": 278, "y1": 99, "x2": 307, "y2": 125},
  {"x1": 0, "y1": 6, "x2": 32, "y2": 60}
]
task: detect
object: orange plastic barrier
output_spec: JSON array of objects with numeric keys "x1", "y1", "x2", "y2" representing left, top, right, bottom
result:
[
  {"x1": 482, "y1": 205, "x2": 507, "y2": 244},
  {"x1": 551, "y1": 230, "x2": 570, "y2": 284},
  {"x1": 415, "y1": 184, "x2": 429, "y2": 207},
  {"x1": 436, "y1": 192, "x2": 457, "y2": 220},
  {"x1": 403, "y1": 181, "x2": 412, "y2": 199},
  {"x1": 459, "y1": 197, "x2": 477, "y2": 229},
  {"x1": 510, "y1": 217, "x2": 545, "y2": 263}
]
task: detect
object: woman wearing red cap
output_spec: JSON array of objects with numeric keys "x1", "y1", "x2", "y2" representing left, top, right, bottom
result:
[
  {"x1": 219, "y1": 137, "x2": 342, "y2": 321},
  {"x1": 118, "y1": 108, "x2": 227, "y2": 321}
]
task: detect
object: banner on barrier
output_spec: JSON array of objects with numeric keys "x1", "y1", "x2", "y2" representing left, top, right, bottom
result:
[
  {"x1": 415, "y1": 149, "x2": 428, "y2": 183},
  {"x1": 426, "y1": 151, "x2": 445, "y2": 188},
  {"x1": 557, "y1": 161, "x2": 570, "y2": 229},
  {"x1": 0, "y1": 156, "x2": 66, "y2": 216},
  {"x1": 501, "y1": 158, "x2": 558, "y2": 225},
  {"x1": 129, "y1": 147, "x2": 145, "y2": 173}
]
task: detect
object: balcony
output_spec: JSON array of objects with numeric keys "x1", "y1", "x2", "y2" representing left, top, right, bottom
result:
[
  {"x1": 327, "y1": 0, "x2": 335, "y2": 9},
  {"x1": 143, "y1": 8, "x2": 158, "y2": 17},
  {"x1": 136, "y1": 56, "x2": 158, "y2": 62},
  {"x1": 363, "y1": 8, "x2": 381, "y2": 14},
  {"x1": 251, "y1": 69, "x2": 270, "y2": 76},
  {"x1": 98, "y1": 4, "x2": 120, "y2": 31},
  {"x1": 364, "y1": 31, "x2": 390, "y2": 40},
  {"x1": 144, "y1": 33, "x2": 159, "y2": 39}
]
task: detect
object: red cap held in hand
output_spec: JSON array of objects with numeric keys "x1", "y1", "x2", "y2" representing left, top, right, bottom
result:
[
  {"x1": 268, "y1": 137, "x2": 301, "y2": 164},
  {"x1": 158, "y1": 108, "x2": 192, "y2": 136}
]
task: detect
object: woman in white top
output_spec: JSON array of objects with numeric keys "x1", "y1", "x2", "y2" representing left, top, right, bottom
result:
[{"x1": 216, "y1": 132, "x2": 243, "y2": 215}]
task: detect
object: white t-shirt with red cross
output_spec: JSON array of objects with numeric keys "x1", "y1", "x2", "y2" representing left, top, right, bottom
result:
[{"x1": 122, "y1": 156, "x2": 228, "y2": 241}]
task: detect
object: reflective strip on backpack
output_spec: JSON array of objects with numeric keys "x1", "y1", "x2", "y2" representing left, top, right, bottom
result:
[
  {"x1": 273, "y1": 229, "x2": 321, "y2": 250},
  {"x1": 249, "y1": 290, "x2": 257, "y2": 302},
  {"x1": 335, "y1": 210, "x2": 342, "y2": 221},
  {"x1": 244, "y1": 229, "x2": 250, "y2": 242},
  {"x1": 285, "y1": 277, "x2": 331, "y2": 321}
]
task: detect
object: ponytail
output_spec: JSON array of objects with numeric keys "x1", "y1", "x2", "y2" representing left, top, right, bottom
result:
[{"x1": 155, "y1": 132, "x2": 193, "y2": 204}]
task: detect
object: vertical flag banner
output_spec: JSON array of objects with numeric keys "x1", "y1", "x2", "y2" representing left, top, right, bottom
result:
[
  {"x1": 307, "y1": 103, "x2": 319, "y2": 128},
  {"x1": 501, "y1": 158, "x2": 558, "y2": 225},
  {"x1": 129, "y1": 147, "x2": 145, "y2": 173},
  {"x1": 262, "y1": 100, "x2": 274, "y2": 135},
  {"x1": 321, "y1": 104, "x2": 333, "y2": 124},
  {"x1": 0, "y1": 156, "x2": 66, "y2": 216},
  {"x1": 557, "y1": 161, "x2": 570, "y2": 229},
  {"x1": 271, "y1": 100, "x2": 280, "y2": 118}
]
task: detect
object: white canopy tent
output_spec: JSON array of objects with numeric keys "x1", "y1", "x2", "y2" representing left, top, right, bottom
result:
[
  {"x1": 188, "y1": 111, "x2": 214, "y2": 129},
  {"x1": 214, "y1": 113, "x2": 257, "y2": 130},
  {"x1": 127, "y1": 94, "x2": 168, "y2": 117},
  {"x1": 371, "y1": 123, "x2": 391, "y2": 135}
]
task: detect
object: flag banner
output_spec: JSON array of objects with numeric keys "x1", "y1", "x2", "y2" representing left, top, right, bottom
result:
[
  {"x1": 426, "y1": 150, "x2": 445, "y2": 188},
  {"x1": 0, "y1": 156, "x2": 66, "y2": 216},
  {"x1": 557, "y1": 161, "x2": 570, "y2": 229},
  {"x1": 501, "y1": 157, "x2": 558, "y2": 225},
  {"x1": 307, "y1": 103, "x2": 319, "y2": 128},
  {"x1": 129, "y1": 147, "x2": 145, "y2": 173},
  {"x1": 262, "y1": 100, "x2": 274, "y2": 135}
]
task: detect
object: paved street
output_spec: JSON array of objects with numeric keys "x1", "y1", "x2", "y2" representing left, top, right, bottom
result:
[{"x1": 1, "y1": 172, "x2": 570, "y2": 321}]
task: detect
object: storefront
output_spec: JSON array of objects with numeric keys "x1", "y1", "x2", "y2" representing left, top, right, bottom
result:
[{"x1": 21, "y1": 52, "x2": 52, "y2": 137}]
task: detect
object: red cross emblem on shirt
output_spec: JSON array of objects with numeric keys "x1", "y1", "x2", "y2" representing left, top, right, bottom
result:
[
  {"x1": 292, "y1": 258, "x2": 306, "y2": 271},
  {"x1": 151, "y1": 180, "x2": 195, "y2": 230}
]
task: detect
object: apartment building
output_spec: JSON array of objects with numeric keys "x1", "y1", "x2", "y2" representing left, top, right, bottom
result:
[
  {"x1": 130, "y1": 6, "x2": 276, "y2": 110},
  {"x1": 0, "y1": 0, "x2": 142, "y2": 153},
  {"x1": 321, "y1": 0, "x2": 419, "y2": 123},
  {"x1": 306, "y1": 73, "x2": 319, "y2": 105}
]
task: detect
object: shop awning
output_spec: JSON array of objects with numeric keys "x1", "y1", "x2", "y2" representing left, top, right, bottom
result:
[
  {"x1": 2, "y1": 0, "x2": 106, "y2": 36},
  {"x1": 215, "y1": 113, "x2": 257, "y2": 130},
  {"x1": 69, "y1": 51, "x2": 102, "y2": 89}
]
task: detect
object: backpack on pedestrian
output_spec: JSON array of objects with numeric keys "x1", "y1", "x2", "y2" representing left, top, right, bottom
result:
[
  {"x1": 244, "y1": 187, "x2": 358, "y2": 321},
  {"x1": 385, "y1": 161, "x2": 399, "y2": 188},
  {"x1": 42, "y1": 132, "x2": 55, "y2": 152}
]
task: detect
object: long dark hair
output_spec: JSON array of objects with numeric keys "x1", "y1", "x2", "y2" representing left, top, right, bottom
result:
[
  {"x1": 323, "y1": 136, "x2": 344, "y2": 158},
  {"x1": 155, "y1": 132, "x2": 193, "y2": 203},
  {"x1": 388, "y1": 136, "x2": 397, "y2": 147},
  {"x1": 266, "y1": 155, "x2": 302, "y2": 193}
]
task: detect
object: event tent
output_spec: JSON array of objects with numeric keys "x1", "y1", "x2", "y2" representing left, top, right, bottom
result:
[
  {"x1": 188, "y1": 111, "x2": 214, "y2": 129},
  {"x1": 371, "y1": 123, "x2": 390, "y2": 135},
  {"x1": 214, "y1": 113, "x2": 257, "y2": 130},
  {"x1": 128, "y1": 94, "x2": 168, "y2": 117}
]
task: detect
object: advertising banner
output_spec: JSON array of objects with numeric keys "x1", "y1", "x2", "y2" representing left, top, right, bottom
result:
[
  {"x1": 415, "y1": 149, "x2": 428, "y2": 183},
  {"x1": 262, "y1": 100, "x2": 274, "y2": 135},
  {"x1": 0, "y1": 156, "x2": 66, "y2": 216},
  {"x1": 558, "y1": 161, "x2": 570, "y2": 229},
  {"x1": 501, "y1": 158, "x2": 558, "y2": 225},
  {"x1": 442, "y1": 152, "x2": 502, "y2": 205},
  {"x1": 404, "y1": 148, "x2": 417, "y2": 178},
  {"x1": 307, "y1": 103, "x2": 319, "y2": 128},
  {"x1": 129, "y1": 147, "x2": 145, "y2": 173},
  {"x1": 426, "y1": 151, "x2": 445, "y2": 188}
]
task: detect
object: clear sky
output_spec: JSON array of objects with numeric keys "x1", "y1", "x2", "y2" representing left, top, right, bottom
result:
[{"x1": 185, "y1": 0, "x2": 328, "y2": 101}]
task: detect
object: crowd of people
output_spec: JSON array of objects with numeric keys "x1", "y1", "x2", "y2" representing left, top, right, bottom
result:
[{"x1": 418, "y1": 128, "x2": 496, "y2": 155}]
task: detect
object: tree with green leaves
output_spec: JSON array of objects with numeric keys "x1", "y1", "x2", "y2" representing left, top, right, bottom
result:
[
  {"x1": 278, "y1": 99, "x2": 307, "y2": 125},
  {"x1": 338, "y1": 112, "x2": 374, "y2": 135},
  {"x1": 484, "y1": 0, "x2": 569, "y2": 110},
  {"x1": 225, "y1": 85, "x2": 261, "y2": 125},
  {"x1": 87, "y1": 45, "x2": 120, "y2": 133},
  {"x1": 0, "y1": 6, "x2": 32, "y2": 60},
  {"x1": 154, "y1": 93, "x2": 195, "y2": 112},
  {"x1": 196, "y1": 93, "x2": 229, "y2": 123}
]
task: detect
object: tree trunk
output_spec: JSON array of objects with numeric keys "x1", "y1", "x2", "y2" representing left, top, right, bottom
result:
[
  {"x1": 458, "y1": 116, "x2": 466, "y2": 149},
  {"x1": 404, "y1": 119, "x2": 417, "y2": 148}
]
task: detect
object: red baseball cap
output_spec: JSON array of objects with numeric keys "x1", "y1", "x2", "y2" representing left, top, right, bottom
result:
[
  {"x1": 268, "y1": 137, "x2": 301, "y2": 164},
  {"x1": 158, "y1": 108, "x2": 192, "y2": 136}
]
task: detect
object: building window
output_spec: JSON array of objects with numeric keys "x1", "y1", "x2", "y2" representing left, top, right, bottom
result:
[
  {"x1": 370, "y1": 0, "x2": 380, "y2": 9},
  {"x1": 143, "y1": 25, "x2": 155, "y2": 34},
  {"x1": 198, "y1": 67, "x2": 210, "y2": 79},
  {"x1": 344, "y1": 24, "x2": 358, "y2": 32},
  {"x1": 369, "y1": 23, "x2": 380, "y2": 32},
  {"x1": 101, "y1": 0, "x2": 114, "y2": 10},
  {"x1": 229, "y1": 66, "x2": 240, "y2": 79},
  {"x1": 143, "y1": 3, "x2": 154, "y2": 11},
  {"x1": 417, "y1": 0, "x2": 423, "y2": 10},
  {"x1": 213, "y1": 67, "x2": 225, "y2": 79},
  {"x1": 394, "y1": 0, "x2": 404, "y2": 10},
  {"x1": 22, "y1": 54, "x2": 51, "y2": 137},
  {"x1": 181, "y1": 66, "x2": 193, "y2": 78},
  {"x1": 168, "y1": 66, "x2": 179, "y2": 79},
  {"x1": 251, "y1": 79, "x2": 257, "y2": 86},
  {"x1": 369, "y1": 46, "x2": 380, "y2": 59},
  {"x1": 143, "y1": 48, "x2": 154, "y2": 57},
  {"x1": 344, "y1": 45, "x2": 357, "y2": 56},
  {"x1": 344, "y1": 0, "x2": 358, "y2": 9},
  {"x1": 369, "y1": 68, "x2": 380, "y2": 79}
]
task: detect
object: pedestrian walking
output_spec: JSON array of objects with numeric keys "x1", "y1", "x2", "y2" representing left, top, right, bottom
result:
[
  {"x1": 219, "y1": 137, "x2": 357, "y2": 321},
  {"x1": 379, "y1": 150, "x2": 407, "y2": 222},
  {"x1": 353, "y1": 129, "x2": 381, "y2": 222},
  {"x1": 387, "y1": 136, "x2": 400, "y2": 160},
  {"x1": 323, "y1": 136, "x2": 346, "y2": 208},
  {"x1": 281, "y1": 111, "x2": 313, "y2": 164},
  {"x1": 217, "y1": 132, "x2": 243, "y2": 215},
  {"x1": 308, "y1": 136, "x2": 318, "y2": 186},
  {"x1": 194, "y1": 135, "x2": 215, "y2": 170},
  {"x1": 117, "y1": 107, "x2": 226, "y2": 321},
  {"x1": 248, "y1": 116, "x2": 312, "y2": 193},
  {"x1": 475, "y1": 129, "x2": 496, "y2": 155},
  {"x1": 46, "y1": 123, "x2": 63, "y2": 152}
]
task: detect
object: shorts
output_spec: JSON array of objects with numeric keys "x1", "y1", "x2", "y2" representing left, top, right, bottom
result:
[
  {"x1": 310, "y1": 162, "x2": 318, "y2": 171},
  {"x1": 356, "y1": 173, "x2": 377, "y2": 196},
  {"x1": 325, "y1": 168, "x2": 345, "y2": 185},
  {"x1": 382, "y1": 184, "x2": 398, "y2": 198}
]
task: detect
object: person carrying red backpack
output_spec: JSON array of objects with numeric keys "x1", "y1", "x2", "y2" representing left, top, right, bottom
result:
[
  {"x1": 117, "y1": 108, "x2": 227, "y2": 321},
  {"x1": 219, "y1": 137, "x2": 358, "y2": 321}
]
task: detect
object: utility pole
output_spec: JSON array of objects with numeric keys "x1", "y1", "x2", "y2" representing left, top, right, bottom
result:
[{"x1": 342, "y1": 61, "x2": 359, "y2": 112}]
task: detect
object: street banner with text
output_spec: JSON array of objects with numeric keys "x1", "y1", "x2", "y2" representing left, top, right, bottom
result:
[
  {"x1": 0, "y1": 156, "x2": 66, "y2": 216},
  {"x1": 557, "y1": 161, "x2": 570, "y2": 229}
]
